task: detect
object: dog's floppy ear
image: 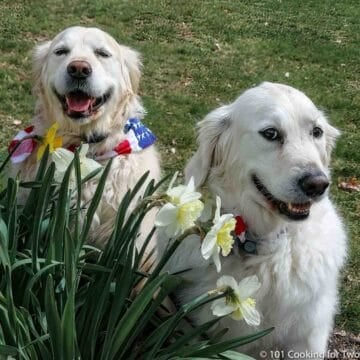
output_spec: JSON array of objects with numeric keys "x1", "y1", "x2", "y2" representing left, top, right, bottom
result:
[
  {"x1": 119, "y1": 45, "x2": 142, "y2": 93},
  {"x1": 185, "y1": 105, "x2": 232, "y2": 187},
  {"x1": 32, "y1": 41, "x2": 51, "y2": 92},
  {"x1": 325, "y1": 123, "x2": 340, "y2": 159}
]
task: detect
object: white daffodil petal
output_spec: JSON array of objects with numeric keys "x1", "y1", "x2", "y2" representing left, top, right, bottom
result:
[
  {"x1": 185, "y1": 176, "x2": 196, "y2": 193},
  {"x1": 214, "y1": 196, "x2": 221, "y2": 222},
  {"x1": 218, "y1": 213, "x2": 236, "y2": 224},
  {"x1": 54, "y1": 171, "x2": 65, "y2": 183},
  {"x1": 54, "y1": 170, "x2": 67, "y2": 183},
  {"x1": 167, "y1": 171, "x2": 179, "y2": 191},
  {"x1": 167, "y1": 184, "x2": 186, "y2": 200},
  {"x1": 176, "y1": 200, "x2": 203, "y2": 232},
  {"x1": 211, "y1": 220, "x2": 224, "y2": 234},
  {"x1": 201, "y1": 232, "x2": 217, "y2": 259},
  {"x1": 154, "y1": 203, "x2": 178, "y2": 226},
  {"x1": 79, "y1": 143, "x2": 89, "y2": 157},
  {"x1": 165, "y1": 221, "x2": 181, "y2": 238},
  {"x1": 211, "y1": 299, "x2": 235, "y2": 317},
  {"x1": 172, "y1": 177, "x2": 201, "y2": 204},
  {"x1": 180, "y1": 191, "x2": 202, "y2": 204},
  {"x1": 52, "y1": 148, "x2": 74, "y2": 172},
  {"x1": 216, "y1": 275, "x2": 239, "y2": 291},
  {"x1": 81, "y1": 159, "x2": 102, "y2": 177},
  {"x1": 239, "y1": 300, "x2": 261, "y2": 326},
  {"x1": 237, "y1": 275, "x2": 261, "y2": 300},
  {"x1": 213, "y1": 248, "x2": 222, "y2": 273},
  {"x1": 230, "y1": 308, "x2": 244, "y2": 321}
]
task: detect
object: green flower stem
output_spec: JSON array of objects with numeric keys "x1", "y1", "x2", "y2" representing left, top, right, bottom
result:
[
  {"x1": 207, "y1": 286, "x2": 229, "y2": 297},
  {"x1": 131, "y1": 194, "x2": 168, "y2": 215}
]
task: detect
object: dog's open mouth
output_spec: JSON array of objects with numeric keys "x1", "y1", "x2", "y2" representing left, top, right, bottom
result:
[
  {"x1": 55, "y1": 89, "x2": 112, "y2": 119},
  {"x1": 252, "y1": 175, "x2": 311, "y2": 220}
]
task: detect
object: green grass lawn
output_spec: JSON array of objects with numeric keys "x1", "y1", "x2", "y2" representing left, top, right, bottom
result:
[{"x1": 0, "y1": 0, "x2": 359, "y2": 333}]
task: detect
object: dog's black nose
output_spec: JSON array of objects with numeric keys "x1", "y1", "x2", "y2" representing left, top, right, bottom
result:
[
  {"x1": 67, "y1": 60, "x2": 92, "y2": 79},
  {"x1": 298, "y1": 172, "x2": 329, "y2": 198}
]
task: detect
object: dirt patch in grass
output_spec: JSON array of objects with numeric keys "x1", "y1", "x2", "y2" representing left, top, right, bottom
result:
[{"x1": 327, "y1": 329, "x2": 360, "y2": 359}]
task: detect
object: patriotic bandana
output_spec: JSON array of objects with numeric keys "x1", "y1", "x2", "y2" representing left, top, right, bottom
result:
[
  {"x1": 8, "y1": 126, "x2": 37, "y2": 164},
  {"x1": 95, "y1": 118, "x2": 156, "y2": 160},
  {"x1": 8, "y1": 118, "x2": 156, "y2": 164}
]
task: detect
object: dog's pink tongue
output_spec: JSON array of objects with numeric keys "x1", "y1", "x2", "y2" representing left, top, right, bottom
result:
[{"x1": 66, "y1": 93, "x2": 92, "y2": 112}]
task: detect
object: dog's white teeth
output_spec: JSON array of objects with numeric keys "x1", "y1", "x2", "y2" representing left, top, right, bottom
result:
[{"x1": 287, "y1": 202, "x2": 311, "y2": 214}]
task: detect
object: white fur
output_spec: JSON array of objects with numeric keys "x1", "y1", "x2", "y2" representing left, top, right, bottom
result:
[
  {"x1": 11, "y1": 26, "x2": 160, "y2": 251},
  {"x1": 161, "y1": 82, "x2": 347, "y2": 359}
]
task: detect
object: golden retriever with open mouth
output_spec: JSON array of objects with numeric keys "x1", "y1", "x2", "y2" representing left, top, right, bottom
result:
[
  {"x1": 161, "y1": 82, "x2": 347, "y2": 359},
  {"x1": 9, "y1": 26, "x2": 160, "y2": 249}
]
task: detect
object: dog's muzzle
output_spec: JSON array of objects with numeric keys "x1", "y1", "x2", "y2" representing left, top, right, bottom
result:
[
  {"x1": 54, "y1": 88, "x2": 113, "y2": 120},
  {"x1": 252, "y1": 174, "x2": 327, "y2": 221},
  {"x1": 53, "y1": 60, "x2": 113, "y2": 120}
]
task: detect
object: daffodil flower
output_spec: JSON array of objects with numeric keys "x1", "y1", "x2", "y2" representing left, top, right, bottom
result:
[
  {"x1": 155, "y1": 175, "x2": 204, "y2": 237},
  {"x1": 211, "y1": 275, "x2": 261, "y2": 326},
  {"x1": 52, "y1": 144, "x2": 102, "y2": 186},
  {"x1": 37, "y1": 123, "x2": 63, "y2": 161},
  {"x1": 201, "y1": 196, "x2": 236, "y2": 272}
]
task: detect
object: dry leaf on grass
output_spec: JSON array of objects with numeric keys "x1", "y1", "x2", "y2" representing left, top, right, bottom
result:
[{"x1": 338, "y1": 177, "x2": 360, "y2": 192}]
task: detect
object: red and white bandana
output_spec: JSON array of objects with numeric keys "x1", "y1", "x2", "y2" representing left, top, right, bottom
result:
[
  {"x1": 94, "y1": 118, "x2": 156, "y2": 160},
  {"x1": 8, "y1": 118, "x2": 156, "y2": 164},
  {"x1": 8, "y1": 126, "x2": 37, "y2": 164}
]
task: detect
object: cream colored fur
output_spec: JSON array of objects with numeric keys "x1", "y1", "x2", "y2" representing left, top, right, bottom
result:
[
  {"x1": 161, "y1": 82, "x2": 347, "y2": 359},
  {"x1": 10, "y1": 26, "x2": 160, "y2": 250}
]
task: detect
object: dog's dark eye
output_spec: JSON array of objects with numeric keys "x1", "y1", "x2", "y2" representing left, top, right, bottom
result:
[
  {"x1": 259, "y1": 128, "x2": 282, "y2": 142},
  {"x1": 312, "y1": 126, "x2": 323, "y2": 138},
  {"x1": 95, "y1": 48, "x2": 112, "y2": 58},
  {"x1": 54, "y1": 47, "x2": 69, "y2": 56}
]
